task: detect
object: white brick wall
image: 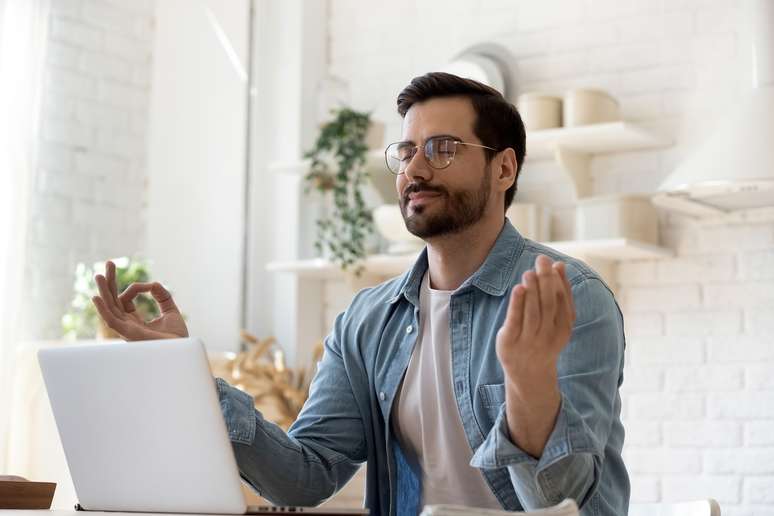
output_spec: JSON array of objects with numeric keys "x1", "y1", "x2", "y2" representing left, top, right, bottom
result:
[
  {"x1": 327, "y1": 0, "x2": 774, "y2": 512},
  {"x1": 24, "y1": 0, "x2": 773, "y2": 511},
  {"x1": 21, "y1": 0, "x2": 155, "y2": 340}
]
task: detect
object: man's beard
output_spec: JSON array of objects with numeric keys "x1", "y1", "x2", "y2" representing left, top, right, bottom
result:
[{"x1": 399, "y1": 168, "x2": 491, "y2": 239}]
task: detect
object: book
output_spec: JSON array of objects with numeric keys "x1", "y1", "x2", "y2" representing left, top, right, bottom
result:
[{"x1": 421, "y1": 499, "x2": 579, "y2": 516}]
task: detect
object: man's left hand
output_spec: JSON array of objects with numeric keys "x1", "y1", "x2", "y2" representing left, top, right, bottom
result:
[
  {"x1": 495, "y1": 254, "x2": 576, "y2": 457},
  {"x1": 496, "y1": 254, "x2": 576, "y2": 386}
]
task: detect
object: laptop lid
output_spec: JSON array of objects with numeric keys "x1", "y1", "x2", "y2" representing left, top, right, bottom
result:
[{"x1": 38, "y1": 338, "x2": 247, "y2": 514}]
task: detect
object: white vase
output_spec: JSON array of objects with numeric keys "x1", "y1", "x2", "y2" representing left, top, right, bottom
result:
[{"x1": 372, "y1": 204, "x2": 425, "y2": 254}]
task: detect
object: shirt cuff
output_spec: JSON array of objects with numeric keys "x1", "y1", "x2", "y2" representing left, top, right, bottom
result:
[
  {"x1": 470, "y1": 393, "x2": 598, "y2": 471},
  {"x1": 470, "y1": 394, "x2": 601, "y2": 508},
  {"x1": 215, "y1": 377, "x2": 257, "y2": 445}
]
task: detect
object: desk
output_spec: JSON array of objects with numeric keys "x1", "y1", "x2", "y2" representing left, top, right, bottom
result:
[
  {"x1": 0, "y1": 509, "x2": 300, "y2": 516},
  {"x1": 0, "y1": 509, "x2": 205, "y2": 516},
  {"x1": 0, "y1": 466, "x2": 365, "y2": 514},
  {"x1": 3, "y1": 510, "x2": 368, "y2": 516}
]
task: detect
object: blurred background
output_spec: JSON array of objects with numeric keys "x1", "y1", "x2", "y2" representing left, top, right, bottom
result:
[{"x1": 1, "y1": 0, "x2": 773, "y2": 513}]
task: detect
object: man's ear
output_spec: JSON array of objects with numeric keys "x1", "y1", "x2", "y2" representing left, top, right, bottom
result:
[{"x1": 497, "y1": 148, "x2": 518, "y2": 192}]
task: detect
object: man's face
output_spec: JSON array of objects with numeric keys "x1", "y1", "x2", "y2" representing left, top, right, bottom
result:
[{"x1": 396, "y1": 96, "x2": 494, "y2": 239}]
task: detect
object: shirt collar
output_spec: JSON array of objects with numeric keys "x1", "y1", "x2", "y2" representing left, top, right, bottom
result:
[{"x1": 386, "y1": 218, "x2": 526, "y2": 305}]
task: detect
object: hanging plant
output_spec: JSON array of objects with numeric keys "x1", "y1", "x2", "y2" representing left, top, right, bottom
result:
[{"x1": 304, "y1": 107, "x2": 374, "y2": 274}]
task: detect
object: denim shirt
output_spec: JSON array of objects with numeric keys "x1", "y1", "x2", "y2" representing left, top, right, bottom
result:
[{"x1": 215, "y1": 219, "x2": 630, "y2": 516}]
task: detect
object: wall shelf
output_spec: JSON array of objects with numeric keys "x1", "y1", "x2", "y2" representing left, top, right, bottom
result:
[
  {"x1": 527, "y1": 121, "x2": 670, "y2": 160},
  {"x1": 266, "y1": 238, "x2": 672, "y2": 280},
  {"x1": 547, "y1": 238, "x2": 672, "y2": 260},
  {"x1": 525, "y1": 122, "x2": 672, "y2": 197}
]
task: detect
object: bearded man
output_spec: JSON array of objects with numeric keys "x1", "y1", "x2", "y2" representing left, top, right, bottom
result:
[{"x1": 94, "y1": 72, "x2": 630, "y2": 516}]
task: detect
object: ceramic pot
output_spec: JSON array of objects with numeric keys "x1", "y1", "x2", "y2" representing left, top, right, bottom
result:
[
  {"x1": 517, "y1": 93, "x2": 563, "y2": 131},
  {"x1": 563, "y1": 89, "x2": 620, "y2": 127}
]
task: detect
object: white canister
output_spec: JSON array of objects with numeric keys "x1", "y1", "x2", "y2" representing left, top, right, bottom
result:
[
  {"x1": 575, "y1": 194, "x2": 658, "y2": 244},
  {"x1": 372, "y1": 204, "x2": 425, "y2": 254},
  {"x1": 563, "y1": 89, "x2": 620, "y2": 127},
  {"x1": 506, "y1": 203, "x2": 551, "y2": 242},
  {"x1": 517, "y1": 93, "x2": 563, "y2": 131},
  {"x1": 365, "y1": 120, "x2": 385, "y2": 150}
]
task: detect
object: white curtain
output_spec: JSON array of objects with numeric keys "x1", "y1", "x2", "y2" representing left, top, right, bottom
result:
[{"x1": 0, "y1": 0, "x2": 50, "y2": 474}]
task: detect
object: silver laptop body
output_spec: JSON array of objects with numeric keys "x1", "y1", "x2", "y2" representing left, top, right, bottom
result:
[{"x1": 38, "y1": 338, "x2": 368, "y2": 515}]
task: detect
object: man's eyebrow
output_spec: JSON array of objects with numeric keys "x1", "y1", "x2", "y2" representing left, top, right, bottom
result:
[{"x1": 398, "y1": 134, "x2": 463, "y2": 145}]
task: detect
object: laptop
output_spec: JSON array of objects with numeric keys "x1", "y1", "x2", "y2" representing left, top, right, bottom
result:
[{"x1": 38, "y1": 338, "x2": 367, "y2": 515}]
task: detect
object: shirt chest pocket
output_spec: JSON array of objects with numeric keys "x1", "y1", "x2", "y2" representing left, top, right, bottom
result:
[{"x1": 477, "y1": 383, "x2": 505, "y2": 429}]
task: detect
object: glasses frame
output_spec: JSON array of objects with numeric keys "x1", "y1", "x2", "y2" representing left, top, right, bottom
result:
[{"x1": 384, "y1": 135, "x2": 500, "y2": 175}]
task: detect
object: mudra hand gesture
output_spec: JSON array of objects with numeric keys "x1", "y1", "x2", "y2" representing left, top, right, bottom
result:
[
  {"x1": 496, "y1": 254, "x2": 576, "y2": 382},
  {"x1": 92, "y1": 260, "x2": 189, "y2": 341}
]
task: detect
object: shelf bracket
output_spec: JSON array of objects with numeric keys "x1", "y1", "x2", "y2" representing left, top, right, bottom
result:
[{"x1": 553, "y1": 146, "x2": 592, "y2": 198}]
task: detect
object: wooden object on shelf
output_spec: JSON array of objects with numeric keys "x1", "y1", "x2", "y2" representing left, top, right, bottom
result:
[{"x1": 0, "y1": 477, "x2": 56, "y2": 509}]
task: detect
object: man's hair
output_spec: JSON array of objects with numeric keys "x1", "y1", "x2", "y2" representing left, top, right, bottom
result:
[{"x1": 396, "y1": 72, "x2": 526, "y2": 211}]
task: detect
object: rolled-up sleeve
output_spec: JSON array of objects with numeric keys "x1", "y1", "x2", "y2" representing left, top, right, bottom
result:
[
  {"x1": 471, "y1": 276, "x2": 626, "y2": 510},
  {"x1": 214, "y1": 310, "x2": 367, "y2": 506}
]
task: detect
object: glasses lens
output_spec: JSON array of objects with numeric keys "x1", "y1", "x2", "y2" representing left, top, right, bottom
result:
[
  {"x1": 385, "y1": 142, "x2": 415, "y2": 174},
  {"x1": 426, "y1": 137, "x2": 456, "y2": 169}
]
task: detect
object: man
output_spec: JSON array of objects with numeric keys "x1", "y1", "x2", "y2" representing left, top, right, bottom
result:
[{"x1": 93, "y1": 72, "x2": 629, "y2": 515}]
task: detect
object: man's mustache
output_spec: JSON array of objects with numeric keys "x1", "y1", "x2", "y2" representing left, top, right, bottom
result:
[{"x1": 401, "y1": 184, "x2": 447, "y2": 204}]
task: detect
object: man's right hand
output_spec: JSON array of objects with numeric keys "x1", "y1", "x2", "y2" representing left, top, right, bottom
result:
[{"x1": 92, "y1": 260, "x2": 189, "y2": 341}]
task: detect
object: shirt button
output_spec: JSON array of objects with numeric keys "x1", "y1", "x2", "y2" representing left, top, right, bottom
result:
[
  {"x1": 379, "y1": 391, "x2": 386, "y2": 401},
  {"x1": 406, "y1": 325, "x2": 414, "y2": 334}
]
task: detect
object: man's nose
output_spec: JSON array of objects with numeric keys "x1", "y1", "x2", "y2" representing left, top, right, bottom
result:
[{"x1": 403, "y1": 149, "x2": 432, "y2": 181}]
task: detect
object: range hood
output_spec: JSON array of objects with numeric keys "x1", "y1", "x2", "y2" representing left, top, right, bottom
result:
[{"x1": 653, "y1": 0, "x2": 774, "y2": 217}]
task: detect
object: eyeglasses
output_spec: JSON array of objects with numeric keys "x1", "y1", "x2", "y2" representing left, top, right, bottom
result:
[{"x1": 384, "y1": 135, "x2": 499, "y2": 175}]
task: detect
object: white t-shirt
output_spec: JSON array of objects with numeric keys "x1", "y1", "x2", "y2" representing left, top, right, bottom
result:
[{"x1": 392, "y1": 272, "x2": 502, "y2": 509}]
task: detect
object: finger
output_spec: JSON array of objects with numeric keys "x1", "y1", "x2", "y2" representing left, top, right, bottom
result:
[
  {"x1": 118, "y1": 282, "x2": 153, "y2": 312},
  {"x1": 118, "y1": 286, "x2": 138, "y2": 313},
  {"x1": 92, "y1": 296, "x2": 130, "y2": 339},
  {"x1": 93, "y1": 296, "x2": 175, "y2": 341},
  {"x1": 95, "y1": 274, "x2": 123, "y2": 319},
  {"x1": 535, "y1": 255, "x2": 559, "y2": 335},
  {"x1": 147, "y1": 315, "x2": 189, "y2": 338},
  {"x1": 553, "y1": 262, "x2": 576, "y2": 325},
  {"x1": 501, "y1": 284, "x2": 526, "y2": 341},
  {"x1": 119, "y1": 281, "x2": 179, "y2": 314},
  {"x1": 553, "y1": 271, "x2": 571, "y2": 329},
  {"x1": 106, "y1": 260, "x2": 119, "y2": 304},
  {"x1": 521, "y1": 270, "x2": 541, "y2": 336}
]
